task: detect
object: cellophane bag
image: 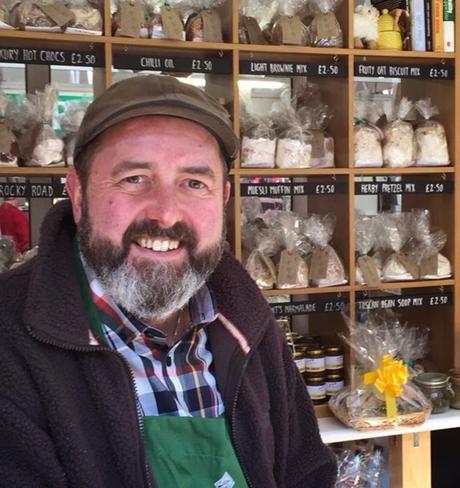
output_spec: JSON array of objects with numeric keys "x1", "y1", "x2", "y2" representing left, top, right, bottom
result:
[
  {"x1": 411, "y1": 208, "x2": 452, "y2": 279},
  {"x1": 60, "y1": 101, "x2": 88, "y2": 166},
  {"x1": 414, "y1": 98, "x2": 450, "y2": 166},
  {"x1": 354, "y1": 100, "x2": 383, "y2": 167},
  {"x1": 111, "y1": 0, "x2": 149, "y2": 37},
  {"x1": 0, "y1": 0, "x2": 14, "y2": 29},
  {"x1": 184, "y1": 0, "x2": 225, "y2": 42},
  {"x1": 355, "y1": 214, "x2": 381, "y2": 285},
  {"x1": 271, "y1": 93, "x2": 312, "y2": 168},
  {"x1": 240, "y1": 106, "x2": 276, "y2": 168},
  {"x1": 306, "y1": 0, "x2": 343, "y2": 47},
  {"x1": 21, "y1": 85, "x2": 64, "y2": 167},
  {"x1": 238, "y1": 0, "x2": 276, "y2": 43},
  {"x1": 146, "y1": 0, "x2": 185, "y2": 40},
  {"x1": 271, "y1": 0, "x2": 308, "y2": 45},
  {"x1": 329, "y1": 310, "x2": 431, "y2": 431},
  {"x1": 0, "y1": 93, "x2": 18, "y2": 167},
  {"x1": 304, "y1": 213, "x2": 347, "y2": 287},
  {"x1": 0, "y1": 235, "x2": 17, "y2": 273},
  {"x1": 10, "y1": 0, "x2": 68, "y2": 32},
  {"x1": 271, "y1": 211, "x2": 310, "y2": 288},
  {"x1": 383, "y1": 97, "x2": 415, "y2": 168},
  {"x1": 242, "y1": 219, "x2": 279, "y2": 289},
  {"x1": 375, "y1": 212, "x2": 416, "y2": 281},
  {"x1": 65, "y1": 0, "x2": 103, "y2": 35}
]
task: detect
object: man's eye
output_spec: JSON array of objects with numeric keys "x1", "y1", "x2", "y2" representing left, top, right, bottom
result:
[
  {"x1": 187, "y1": 179, "x2": 206, "y2": 190},
  {"x1": 123, "y1": 175, "x2": 145, "y2": 184}
]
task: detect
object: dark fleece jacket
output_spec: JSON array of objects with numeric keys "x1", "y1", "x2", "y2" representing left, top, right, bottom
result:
[{"x1": 0, "y1": 200, "x2": 336, "y2": 487}]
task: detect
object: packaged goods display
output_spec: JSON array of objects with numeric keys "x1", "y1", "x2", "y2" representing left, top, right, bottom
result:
[
  {"x1": 306, "y1": 0, "x2": 343, "y2": 47},
  {"x1": 414, "y1": 98, "x2": 450, "y2": 166},
  {"x1": 65, "y1": 0, "x2": 103, "y2": 35},
  {"x1": 15, "y1": 85, "x2": 64, "y2": 167},
  {"x1": 271, "y1": 0, "x2": 308, "y2": 46},
  {"x1": 238, "y1": 0, "x2": 275, "y2": 44},
  {"x1": 353, "y1": 100, "x2": 383, "y2": 168},
  {"x1": 448, "y1": 370, "x2": 460, "y2": 410},
  {"x1": 304, "y1": 213, "x2": 347, "y2": 287},
  {"x1": 329, "y1": 310, "x2": 432, "y2": 430},
  {"x1": 0, "y1": 236, "x2": 37, "y2": 273},
  {"x1": 240, "y1": 108, "x2": 276, "y2": 168},
  {"x1": 353, "y1": 3, "x2": 379, "y2": 49},
  {"x1": 10, "y1": 0, "x2": 74, "y2": 32},
  {"x1": 183, "y1": 0, "x2": 225, "y2": 42},
  {"x1": 0, "y1": 93, "x2": 18, "y2": 167},
  {"x1": 149, "y1": 1, "x2": 185, "y2": 40},
  {"x1": 334, "y1": 441, "x2": 385, "y2": 488},
  {"x1": 355, "y1": 214, "x2": 381, "y2": 286},
  {"x1": 382, "y1": 97, "x2": 415, "y2": 168},
  {"x1": 59, "y1": 101, "x2": 89, "y2": 167},
  {"x1": 0, "y1": 0, "x2": 14, "y2": 29},
  {"x1": 414, "y1": 372, "x2": 453, "y2": 414}
]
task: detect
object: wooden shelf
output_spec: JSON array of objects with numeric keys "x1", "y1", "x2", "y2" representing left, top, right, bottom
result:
[
  {"x1": 353, "y1": 279, "x2": 455, "y2": 292},
  {"x1": 0, "y1": 30, "x2": 106, "y2": 44},
  {"x1": 314, "y1": 404, "x2": 332, "y2": 418},
  {"x1": 351, "y1": 167, "x2": 455, "y2": 175},
  {"x1": 352, "y1": 48, "x2": 456, "y2": 59},
  {"x1": 237, "y1": 44, "x2": 351, "y2": 56},
  {"x1": 110, "y1": 37, "x2": 233, "y2": 51},
  {"x1": 0, "y1": 167, "x2": 69, "y2": 176},
  {"x1": 236, "y1": 168, "x2": 349, "y2": 176},
  {"x1": 262, "y1": 285, "x2": 350, "y2": 297}
]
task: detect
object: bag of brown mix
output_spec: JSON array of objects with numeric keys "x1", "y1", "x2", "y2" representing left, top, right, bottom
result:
[
  {"x1": 355, "y1": 214, "x2": 381, "y2": 286},
  {"x1": 306, "y1": 0, "x2": 343, "y2": 47},
  {"x1": 270, "y1": 211, "x2": 310, "y2": 289},
  {"x1": 17, "y1": 85, "x2": 64, "y2": 167},
  {"x1": 59, "y1": 101, "x2": 88, "y2": 166},
  {"x1": 375, "y1": 212, "x2": 416, "y2": 282},
  {"x1": 10, "y1": 0, "x2": 75, "y2": 32},
  {"x1": 240, "y1": 106, "x2": 276, "y2": 168},
  {"x1": 0, "y1": 93, "x2": 18, "y2": 167},
  {"x1": 143, "y1": 0, "x2": 185, "y2": 40},
  {"x1": 242, "y1": 219, "x2": 280, "y2": 290},
  {"x1": 383, "y1": 97, "x2": 415, "y2": 168},
  {"x1": 414, "y1": 98, "x2": 450, "y2": 166},
  {"x1": 238, "y1": 0, "x2": 276, "y2": 44},
  {"x1": 65, "y1": 0, "x2": 103, "y2": 35},
  {"x1": 271, "y1": 0, "x2": 308, "y2": 46},
  {"x1": 354, "y1": 100, "x2": 383, "y2": 168},
  {"x1": 271, "y1": 92, "x2": 312, "y2": 169},
  {"x1": 304, "y1": 213, "x2": 347, "y2": 287},
  {"x1": 0, "y1": 0, "x2": 14, "y2": 29},
  {"x1": 184, "y1": 0, "x2": 225, "y2": 42},
  {"x1": 411, "y1": 209, "x2": 452, "y2": 280},
  {"x1": 111, "y1": 0, "x2": 149, "y2": 37}
]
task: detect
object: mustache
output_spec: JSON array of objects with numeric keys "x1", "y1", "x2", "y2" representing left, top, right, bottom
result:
[{"x1": 122, "y1": 220, "x2": 197, "y2": 251}]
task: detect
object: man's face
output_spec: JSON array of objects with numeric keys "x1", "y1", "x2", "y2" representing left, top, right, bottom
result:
[{"x1": 67, "y1": 115, "x2": 230, "y2": 322}]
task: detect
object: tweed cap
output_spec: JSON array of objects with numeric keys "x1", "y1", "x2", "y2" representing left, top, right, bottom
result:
[{"x1": 74, "y1": 75, "x2": 239, "y2": 168}]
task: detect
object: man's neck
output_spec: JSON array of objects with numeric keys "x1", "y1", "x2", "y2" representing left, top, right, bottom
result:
[{"x1": 145, "y1": 307, "x2": 190, "y2": 347}]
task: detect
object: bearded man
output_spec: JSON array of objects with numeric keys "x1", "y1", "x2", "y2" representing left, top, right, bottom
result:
[{"x1": 0, "y1": 75, "x2": 336, "y2": 487}]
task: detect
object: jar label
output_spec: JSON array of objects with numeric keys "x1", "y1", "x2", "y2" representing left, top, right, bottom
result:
[
  {"x1": 325, "y1": 354, "x2": 343, "y2": 369},
  {"x1": 305, "y1": 357, "x2": 325, "y2": 372},
  {"x1": 326, "y1": 380, "x2": 344, "y2": 395},
  {"x1": 294, "y1": 358, "x2": 306, "y2": 372},
  {"x1": 306, "y1": 384, "x2": 326, "y2": 399}
]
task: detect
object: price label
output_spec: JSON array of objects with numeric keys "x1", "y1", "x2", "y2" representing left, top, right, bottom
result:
[
  {"x1": 240, "y1": 182, "x2": 346, "y2": 197},
  {"x1": 191, "y1": 59, "x2": 213, "y2": 72},
  {"x1": 425, "y1": 183, "x2": 445, "y2": 193},
  {"x1": 314, "y1": 184, "x2": 336, "y2": 194},
  {"x1": 429, "y1": 68, "x2": 450, "y2": 79},
  {"x1": 429, "y1": 295, "x2": 449, "y2": 306},
  {"x1": 317, "y1": 64, "x2": 340, "y2": 76},
  {"x1": 239, "y1": 60, "x2": 347, "y2": 77},
  {"x1": 270, "y1": 298, "x2": 348, "y2": 316},
  {"x1": 355, "y1": 62, "x2": 454, "y2": 80},
  {"x1": 355, "y1": 180, "x2": 453, "y2": 195},
  {"x1": 70, "y1": 52, "x2": 97, "y2": 66},
  {"x1": 356, "y1": 292, "x2": 452, "y2": 310},
  {"x1": 0, "y1": 46, "x2": 103, "y2": 67}
]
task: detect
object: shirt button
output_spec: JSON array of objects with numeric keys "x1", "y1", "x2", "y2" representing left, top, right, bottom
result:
[{"x1": 166, "y1": 356, "x2": 172, "y2": 367}]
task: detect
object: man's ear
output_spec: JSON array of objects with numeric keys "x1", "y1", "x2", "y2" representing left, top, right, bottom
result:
[
  {"x1": 66, "y1": 169, "x2": 83, "y2": 224},
  {"x1": 224, "y1": 180, "x2": 231, "y2": 204}
]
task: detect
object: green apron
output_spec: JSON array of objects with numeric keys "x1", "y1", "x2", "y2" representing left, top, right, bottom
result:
[{"x1": 74, "y1": 245, "x2": 249, "y2": 487}]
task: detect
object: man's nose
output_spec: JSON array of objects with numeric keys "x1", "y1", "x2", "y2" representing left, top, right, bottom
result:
[{"x1": 144, "y1": 184, "x2": 182, "y2": 228}]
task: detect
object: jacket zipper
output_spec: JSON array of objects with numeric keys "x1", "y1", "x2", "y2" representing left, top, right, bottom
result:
[
  {"x1": 26, "y1": 326, "x2": 153, "y2": 488},
  {"x1": 230, "y1": 354, "x2": 254, "y2": 488}
]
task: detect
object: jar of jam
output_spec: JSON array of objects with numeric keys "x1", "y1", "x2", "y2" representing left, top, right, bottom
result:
[
  {"x1": 325, "y1": 371, "x2": 345, "y2": 398},
  {"x1": 324, "y1": 345, "x2": 344, "y2": 371},
  {"x1": 414, "y1": 372, "x2": 454, "y2": 414},
  {"x1": 306, "y1": 375, "x2": 327, "y2": 405},
  {"x1": 293, "y1": 347, "x2": 308, "y2": 374},
  {"x1": 305, "y1": 347, "x2": 326, "y2": 374},
  {"x1": 448, "y1": 369, "x2": 460, "y2": 409}
]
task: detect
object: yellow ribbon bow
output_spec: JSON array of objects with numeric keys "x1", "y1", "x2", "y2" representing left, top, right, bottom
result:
[{"x1": 363, "y1": 354, "x2": 409, "y2": 419}]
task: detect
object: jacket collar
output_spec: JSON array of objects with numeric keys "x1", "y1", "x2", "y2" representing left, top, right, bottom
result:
[{"x1": 23, "y1": 200, "x2": 274, "y2": 353}]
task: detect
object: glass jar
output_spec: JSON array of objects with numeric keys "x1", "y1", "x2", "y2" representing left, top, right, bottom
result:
[
  {"x1": 305, "y1": 347, "x2": 326, "y2": 374},
  {"x1": 448, "y1": 369, "x2": 460, "y2": 409},
  {"x1": 324, "y1": 345, "x2": 344, "y2": 371},
  {"x1": 325, "y1": 371, "x2": 345, "y2": 398},
  {"x1": 414, "y1": 372, "x2": 454, "y2": 414},
  {"x1": 306, "y1": 375, "x2": 327, "y2": 405},
  {"x1": 292, "y1": 346, "x2": 308, "y2": 374}
]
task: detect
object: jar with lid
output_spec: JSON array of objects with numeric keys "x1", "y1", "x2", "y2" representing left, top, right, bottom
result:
[
  {"x1": 414, "y1": 372, "x2": 454, "y2": 414},
  {"x1": 306, "y1": 375, "x2": 327, "y2": 405},
  {"x1": 292, "y1": 346, "x2": 308, "y2": 375},
  {"x1": 325, "y1": 371, "x2": 345, "y2": 398},
  {"x1": 324, "y1": 345, "x2": 344, "y2": 371},
  {"x1": 305, "y1": 347, "x2": 326, "y2": 374},
  {"x1": 448, "y1": 369, "x2": 460, "y2": 409}
]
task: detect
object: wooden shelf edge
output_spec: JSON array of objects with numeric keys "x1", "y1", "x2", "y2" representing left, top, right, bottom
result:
[
  {"x1": 314, "y1": 404, "x2": 332, "y2": 418},
  {"x1": 352, "y1": 48, "x2": 456, "y2": 59},
  {"x1": 236, "y1": 168, "x2": 349, "y2": 176},
  {"x1": 110, "y1": 37, "x2": 234, "y2": 51},
  {"x1": 0, "y1": 30, "x2": 106, "y2": 44},
  {"x1": 353, "y1": 279, "x2": 455, "y2": 292},
  {"x1": 262, "y1": 285, "x2": 351, "y2": 297},
  {"x1": 351, "y1": 167, "x2": 455, "y2": 175},
  {"x1": 237, "y1": 44, "x2": 350, "y2": 56},
  {"x1": 0, "y1": 167, "x2": 69, "y2": 176}
]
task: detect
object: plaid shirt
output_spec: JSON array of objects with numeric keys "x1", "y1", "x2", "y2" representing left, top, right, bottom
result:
[{"x1": 82, "y1": 261, "x2": 225, "y2": 418}]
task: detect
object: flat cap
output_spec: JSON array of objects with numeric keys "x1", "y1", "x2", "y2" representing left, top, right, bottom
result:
[{"x1": 74, "y1": 75, "x2": 239, "y2": 168}]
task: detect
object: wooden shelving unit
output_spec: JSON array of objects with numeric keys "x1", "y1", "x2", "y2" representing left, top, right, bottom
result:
[{"x1": 1, "y1": 0, "x2": 459, "y2": 485}]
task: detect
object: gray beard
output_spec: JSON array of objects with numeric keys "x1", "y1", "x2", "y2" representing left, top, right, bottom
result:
[{"x1": 78, "y1": 200, "x2": 225, "y2": 322}]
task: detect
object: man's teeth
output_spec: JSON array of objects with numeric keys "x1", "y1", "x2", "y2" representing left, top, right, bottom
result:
[{"x1": 137, "y1": 238, "x2": 179, "y2": 251}]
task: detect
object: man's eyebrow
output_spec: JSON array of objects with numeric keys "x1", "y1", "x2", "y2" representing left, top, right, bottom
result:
[
  {"x1": 181, "y1": 165, "x2": 216, "y2": 182},
  {"x1": 111, "y1": 161, "x2": 152, "y2": 177}
]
